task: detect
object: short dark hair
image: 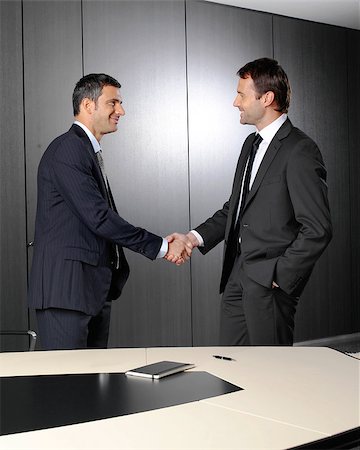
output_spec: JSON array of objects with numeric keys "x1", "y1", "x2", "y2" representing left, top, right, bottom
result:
[
  {"x1": 72, "y1": 73, "x2": 121, "y2": 116},
  {"x1": 237, "y1": 58, "x2": 291, "y2": 113}
]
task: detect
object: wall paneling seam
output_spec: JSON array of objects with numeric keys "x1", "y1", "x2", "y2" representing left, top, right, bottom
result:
[
  {"x1": 21, "y1": 0, "x2": 30, "y2": 332},
  {"x1": 271, "y1": 14, "x2": 275, "y2": 59},
  {"x1": 80, "y1": 0, "x2": 85, "y2": 77},
  {"x1": 184, "y1": 0, "x2": 194, "y2": 346},
  {"x1": 346, "y1": 30, "x2": 355, "y2": 330}
]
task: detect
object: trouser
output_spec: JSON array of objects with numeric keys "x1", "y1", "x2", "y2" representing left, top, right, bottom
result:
[
  {"x1": 36, "y1": 301, "x2": 112, "y2": 350},
  {"x1": 220, "y1": 255, "x2": 298, "y2": 346}
]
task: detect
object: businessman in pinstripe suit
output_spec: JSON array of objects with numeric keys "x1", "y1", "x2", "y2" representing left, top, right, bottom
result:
[{"x1": 28, "y1": 73, "x2": 191, "y2": 350}]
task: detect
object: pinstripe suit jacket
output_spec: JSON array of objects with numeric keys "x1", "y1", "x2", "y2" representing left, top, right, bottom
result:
[
  {"x1": 28, "y1": 124, "x2": 162, "y2": 315},
  {"x1": 195, "y1": 119, "x2": 332, "y2": 297}
]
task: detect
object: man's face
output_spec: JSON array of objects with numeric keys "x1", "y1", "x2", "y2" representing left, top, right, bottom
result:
[
  {"x1": 233, "y1": 76, "x2": 264, "y2": 127},
  {"x1": 91, "y1": 85, "x2": 125, "y2": 138}
]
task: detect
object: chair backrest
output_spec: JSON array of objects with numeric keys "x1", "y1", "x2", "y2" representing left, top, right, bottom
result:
[{"x1": 0, "y1": 330, "x2": 37, "y2": 352}]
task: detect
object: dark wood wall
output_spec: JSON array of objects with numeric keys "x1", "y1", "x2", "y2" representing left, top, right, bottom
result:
[
  {"x1": 0, "y1": 0, "x2": 358, "y2": 350},
  {"x1": 81, "y1": 0, "x2": 192, "y2": 347},
  {"x1": 348, "y1": 30, "x2": 360, "y2": 334},
  {"x1": 186, "y1": 1, "x2": 273, "y2": 344},
  {"x1": 273, "y1": 17, "x2": 352, "y2": 340},
  {"x1": 0, "y1": 1, "x2": 28, "y2": 350}
]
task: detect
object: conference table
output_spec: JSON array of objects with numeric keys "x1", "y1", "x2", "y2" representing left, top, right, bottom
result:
[{"x1": 0, "y1": 346, "x2": 359, "y2": 449}]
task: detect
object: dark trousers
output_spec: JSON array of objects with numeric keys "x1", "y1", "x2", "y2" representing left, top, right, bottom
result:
[
  {"x1": 220, "y1": 255, "x2": 298, "y2": 346},
  {"x1": 36, "y1": 302, "x2": 112, "y2": 350}
]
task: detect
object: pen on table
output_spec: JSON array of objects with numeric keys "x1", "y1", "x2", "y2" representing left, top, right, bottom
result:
[{"x1": 212, "y1": 355, "x2": 236, "y2": 361}]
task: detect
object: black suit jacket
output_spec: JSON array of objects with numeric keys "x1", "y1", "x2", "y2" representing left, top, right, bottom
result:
[
  {"x1": 28, "y1": 124, "x2": 162, "y2": 315},
  {"x1": 195, "y1": 119, "x2": 332, "y2": 297}
]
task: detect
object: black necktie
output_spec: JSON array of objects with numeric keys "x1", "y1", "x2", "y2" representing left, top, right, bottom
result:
[
  {"x1": 239, "y1": 133, "x2": 263, "y2": 217},
  {"x1": 96, "y1": 150, "x2": 120, "y2": 270},
  {"x1": 233, "y1": 133, "x2": 263, "y2": 238}
]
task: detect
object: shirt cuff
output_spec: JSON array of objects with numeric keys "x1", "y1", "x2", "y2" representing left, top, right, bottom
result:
[
  {"x1": 190, "y1": 230, "x2": 204, "y2": 247},
  {"x1": 157, "y1": 238, "x2": 169, "y2": 259}
]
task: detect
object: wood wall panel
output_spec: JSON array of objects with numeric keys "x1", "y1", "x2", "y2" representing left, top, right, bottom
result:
[
  {"x1": 348, "y1": 29, "x2": 360, "y2": 333},
  {"x1": 0, "y1": 1, "x2": 28, "y2": 350},
  {"x1": 274, "y1": 17, "x2": 351, "y2": 340},
  {"x1": 82, "y1": 0, "x2": 192, "y2": 347},
  {"x1": 23, "y1": 0, "x2": 83, "y2": 246},
  {"x1": 22, "y1": 0, "x2": 83, "y2": 346},
  {"x1": 186, "y1": 1, "x2": 273, "y2": 344}
]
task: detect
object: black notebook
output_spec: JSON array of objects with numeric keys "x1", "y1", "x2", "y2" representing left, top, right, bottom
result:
[{"x1": 125, "y1": 360, "x2": 195, "y2": 379}]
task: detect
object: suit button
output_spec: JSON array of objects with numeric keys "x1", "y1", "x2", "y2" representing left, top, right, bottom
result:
[{"x1": 243, "y1": 224, "x2": 249, "y2": 227}]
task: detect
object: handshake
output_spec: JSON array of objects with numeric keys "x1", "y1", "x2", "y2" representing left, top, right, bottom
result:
[{"x1": 164, "y1": 232, "x2": 200, "y2": 266}]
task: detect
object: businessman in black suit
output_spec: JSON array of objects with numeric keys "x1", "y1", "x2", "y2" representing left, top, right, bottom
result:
[
  {"x1": 28, "y1": 73, "x2": 191, "y2": 350},
  {"x1": 168, "y1": 58, "x2": 332, "y2": 345}
]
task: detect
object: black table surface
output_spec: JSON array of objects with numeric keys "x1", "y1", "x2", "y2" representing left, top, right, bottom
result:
[{"x1": 0, "y1": 370, "x2": 242, "y2": 435}]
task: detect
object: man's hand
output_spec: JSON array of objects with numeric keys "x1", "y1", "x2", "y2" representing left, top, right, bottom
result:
[
  {"x1": 164, "y1": 232, "x2": 198, "y2": 266},
  {"x1": 166, "y1": 232, "x2": 199, "y2": 248},
  {"x1": 165, "y1": 237, "x2": 192, "y2": 266}
]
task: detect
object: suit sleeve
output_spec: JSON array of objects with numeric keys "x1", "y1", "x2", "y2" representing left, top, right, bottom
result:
[
  {"x1": 275, "y1": 139, "x2": 332, "y2": 293},
  {"x1": 194, "y1": 140, "x2": 251, "y2": 255},
  {"x1": 49, "y1": 137, "x2": 162, "y2": 260},
  {"x1": 195, "y1": 201, "x2": 230, "y2": 254}
]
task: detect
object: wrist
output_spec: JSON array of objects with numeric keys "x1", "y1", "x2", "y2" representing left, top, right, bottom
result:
[{"x1": 187, "y1": 232, "x2": 199, "y2": 248}]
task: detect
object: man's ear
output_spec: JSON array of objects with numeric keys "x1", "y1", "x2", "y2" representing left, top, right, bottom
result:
[
  {"x1": 263, "y1": 90, "x2": 275, "y2": 107},
  {"x1": 81, "y1": 97, "x2": 95, "y2": 115}
]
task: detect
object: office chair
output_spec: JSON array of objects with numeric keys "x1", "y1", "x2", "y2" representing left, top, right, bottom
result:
[{"x1": 0, "y1": 330, "x2": 37, "y2": 351}]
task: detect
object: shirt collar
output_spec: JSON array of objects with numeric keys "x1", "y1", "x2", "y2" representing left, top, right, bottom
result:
[
  {"x1": 74, "y1": 120, "x2": 101, "y2": 153},
  {"x1": 257, "y1": 113, "x2": 287, "y2": 144}
]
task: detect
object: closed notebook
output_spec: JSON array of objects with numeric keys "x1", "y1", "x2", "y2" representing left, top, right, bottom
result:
[{"x1": 125, "y1": 361, "x2": 195, "y2": 379}]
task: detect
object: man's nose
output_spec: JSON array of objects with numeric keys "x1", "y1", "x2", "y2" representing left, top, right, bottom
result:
[{"x1": 116, "y1": 105, "x2": 125, "y2": 116}]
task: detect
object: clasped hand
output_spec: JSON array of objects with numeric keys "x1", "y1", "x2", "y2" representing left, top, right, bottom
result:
[{"x1": 164, "y1": 232, "x2": 199, "y2": 266}]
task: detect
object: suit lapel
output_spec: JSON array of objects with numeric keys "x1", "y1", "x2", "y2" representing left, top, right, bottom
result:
[
  {"x1": 70, "y1": 124, "x2": 108, "y2": 199},
  {"x1": 244, "y1": 119, "x2": 292, "y2": 208}
]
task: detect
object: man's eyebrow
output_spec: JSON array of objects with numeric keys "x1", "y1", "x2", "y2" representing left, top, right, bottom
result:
[{"x1": 108, "y1": 98, "x2": 122, "y2": 104}]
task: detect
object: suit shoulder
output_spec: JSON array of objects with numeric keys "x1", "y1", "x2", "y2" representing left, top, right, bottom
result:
[
  {"x1": 41, "y1": 128, "x2": 92, "y2": 164},
  {"x1": 282, "y1": 126, "x2": 322, "y2": 158},
  {"x1": 287, "y1": 126, "x2": 317, "y2": 146},
  {"x1": 285, "y1": 127, "x2": 327, "y2": 174}
]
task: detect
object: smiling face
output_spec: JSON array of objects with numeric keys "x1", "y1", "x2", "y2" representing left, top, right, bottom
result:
[
  {"x1": 233, "y1": 76, "x2": 265, "y2": 128},
  {"x1": 79, "y1": 84, "x2": 125, "y2": 141},
  {"x1": 233, "y1": 75, "x2": 281, "y2": 131},
  {"x1": 92, "y1": 85, "x2": 125, "y2": 140}
]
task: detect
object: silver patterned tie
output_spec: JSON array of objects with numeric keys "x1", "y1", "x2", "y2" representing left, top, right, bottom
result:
[
  {"x1": 96, "y1": 150, "x2": 120, "y2": 270},
  {"x1": 96, "y1": 150, "x2": 107, "y2": 183}
]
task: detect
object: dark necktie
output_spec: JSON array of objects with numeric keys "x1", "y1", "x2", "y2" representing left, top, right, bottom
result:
[
  {"x1": 238, "y1": 133, "x2": 263, "y2": 217},
  {"x1": 233, "y1": 133, "x2": 263, "y2": 238},
  {"x1": 96, "y1": 150, "x2": 120, "y2": 270},
  {"x1": 96, "y1": 151, "x2": 109, "y2": 191}
]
